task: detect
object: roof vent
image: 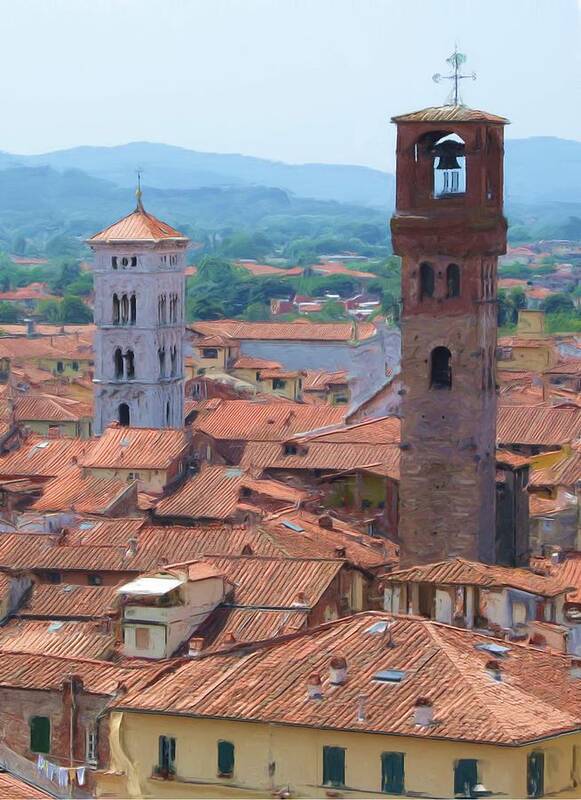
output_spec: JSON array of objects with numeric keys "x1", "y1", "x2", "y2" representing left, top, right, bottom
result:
[
  {"x1": 373, "y1": 669, "x2": 404, "y2": 683},
  {"x1": 307, "y1": 672, "x2": 323, "y2": 700},
  {"x1": 474, "y1": 642, "x2": 510, "y2": 657},
  {"x1": 485, "y1": 659, "x2": 502, "y2": 681},
  {"x1": 356, "y1": 693, "x2": 367, "y2": 722},
  {"x1": 329, "y1": 656, "x2": 348, "y2": 685},
  {"x1": 188, "y1": 637, "x2": 204, "y2": 658},
  {"x1": 414, "y1": 697, "x2": 433, "y2": 727},
  {"x1": 318, "y1": 515, "x2": 334, "y2": 530},
  {"x1": 334, "y1": 546, "x2": 347, "y2": 558}
]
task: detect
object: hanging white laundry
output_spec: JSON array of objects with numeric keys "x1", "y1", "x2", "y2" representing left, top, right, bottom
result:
[
  {"x1": 57, "y1": 766, "x2": 68, "y2": 788},
  {"x1": 76, "y1": 765, "x2": 86, "y2": 786}
]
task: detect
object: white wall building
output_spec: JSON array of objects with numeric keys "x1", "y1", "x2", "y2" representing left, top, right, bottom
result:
[{"x1": 88, "y1": 193, "x2": 188, "y2": 433}]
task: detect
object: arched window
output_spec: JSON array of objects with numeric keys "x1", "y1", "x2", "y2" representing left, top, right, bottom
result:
[
  {"x1": 112, "y1": 294, "x2": 120, "y2": 325},
  {"x1": 432, "y1": 134, "x2": 466, "y2": 197},
  {"x1": 125, "y1": 350, "x2": 135, "y2": 379},
  {"x1": 166, "y1": 401, "x2": 171, "y2": 426},
  {"x1": 430, "y1": 347, "x2": 452, "y2": 389},
  {"x1": 446, "y1": 264, "x2": 461, "y2": 298},
  {"x1": 130, "y1": 294, "x2": 136, "y2": 325},
  {"x1": 420, "y1": 262, "x2": 435, "y2": 300},
  {"x1": 118, "y1": 403, "x2": 130, "y2": 426},
  {"x1": 158, "y1": 347, "x2": 166, "y2": 378},
  {"x1": 170, "y1": 345, "x2": 177, "y2": 376},
  {"x1": 114, "y1": 348, "x2": 123, "y2": 379},
  {"x1": 121, "y1": 294, "x2": 129, "y2": 324}
]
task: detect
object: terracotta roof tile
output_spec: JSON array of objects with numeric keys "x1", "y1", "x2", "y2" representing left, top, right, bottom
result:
[
  {"x1": 384, "y1": 557, "x2": 570, "y2": 597},
  {"x1": 194, "y1": 607, "x2": 308, "y2": 653},
  {"x1": 233, "y1": 356, "x2": 282, "y2": 370},
  {"x1": 194, "y1": 401, "x2": 345, "y2": 442},
  {"x1": 295, "y1": 416, "x2": 401, "y2": 444},
  {"x1": 31, "y1": 466, "x2": 136, "y2": 514},
  {"x1": 303, "y1": 370, "x2": 349, "y2": 390},
  {"x1": 242, "y1": 441, "x2": 401, "y2": 476},
  {"x1": 190, "y1": 319, "x2": 377, "y2": 342},
  {"x1": 531, "y1": 554, "x2": 581, "y2": 604},
  {"x1": 114, "y1": 612, "x2": 581, "y2": 746},
  {"x1": 18, "y1": 583, "x2": 119, "y2": 619},
  {"x1": 0, "y1": 436, "x2": 93, "y2": 478},
  {"x1": 0, "y1": 772, "x2": 53, "y2": 799},
  {"x1": 82, "y1": 425, "x2": 189, "y2": 470},
  {"x1": 0, "y1": 619, "x2": 115, "y2": 659},
  {"x1": 497, "y1": 405, "x2": 581, "y2": 446}
]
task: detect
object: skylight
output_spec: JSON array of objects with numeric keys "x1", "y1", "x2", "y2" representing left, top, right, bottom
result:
[
  {"x1": 474, "y1": 643, "x2": 510, "y2": 656},
  {"x1": 366, "y1": 621, "x2": 390, "y2": 634},
  {"x1": 373, "y1": 669, "x2": 405, "y2": 683},
  {"x1": 281, "y1": 519, "x2": 304, "y2": 532}
]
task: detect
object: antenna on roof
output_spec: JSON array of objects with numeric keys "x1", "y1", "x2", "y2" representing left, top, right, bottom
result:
[
  {"x1": 432, "y1": 47, "x2": 476, "y2": 106},
  {"x1": 135, "y1": 169, "x2": 144, "y2": 211}
]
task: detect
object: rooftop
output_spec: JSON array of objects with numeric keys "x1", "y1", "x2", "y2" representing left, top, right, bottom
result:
[
  {"x1": 0, "y1": 618, "x2": 115, "y2": 660},
  {"x1": 18, "y1": 583, "x2": 119, "y2": 620},
  {"x1": 31, "y1": 466, "x2": 136, "y2": 515},
  {"x1": 113, "y1": 611, "x2": 580, "y2": 746},
  {"x1": 391, "y1": 105, "x2": 509, "y2": 124},
  {"x1": 82, "y1": 424, "x2": 189, "y2": 470},
  {"x1": 0, "y1": 771, "x2": 54, "y2": 799},
  {"x1": 497, "y1": 405, "x2": 581, "y2": 446},
  {"x1": 384, "y1": 557, "x2": 571, "y2": 598},
  {"x1": 0, "y1": 436, "x2": 93, "y2": 478},
  {"x1": 88, "y1": 202, "x2": 187, "y2": 244},
  {"x1": 190, "y1": 319, "x2": 377, "y2": 342}
]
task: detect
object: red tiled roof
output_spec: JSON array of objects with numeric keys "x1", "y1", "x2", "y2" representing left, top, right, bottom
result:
[
  {"x1": 529, "y1": 492, "x2": 575, "y2": 517},
  {"x1": 313, "y1": 261, "x2": 376, "y2": 280},
  {"x1": 114, "y1": 612, "x2": 581, "y2": 746},
  {"x1": 18, "y1": 583, "x2": 119, "y2": 619},
  {"x1": 546, "y1": 360, "x2": 581, "y2": 376},
  {"x1": 190, "y1": 319, "x2": 377, "y2": 342},
  {"x1": 31, "y1": 466, "x2": 136, "y2": 514},
  {"x1": 0, "y1": 772, "x2": 53, "y2": 799},
  {"x1": 7, "y1": 393, "x2": 92, "y2": 423},
  {"x1": 496, "y1": 449, "x2": 530, "y2": 469},
  {"x1": 205, "y1": 555, "x2": 344, "y2": 609},
  {"x1": 0, "y1": 436, "x2": 93, "y2": 478},
  {"x1": 194, "y1": 401, "x2": 345, "y2": 442},
  {"x1": 234, "y1": 262, "x2": 290, "y2": 276},
  {"x1": 88, "y1": 204, "x2": 187, "y2": 243},
  {"x1": 194, "y1": 606, "x2": 308, "y2": 653},
  {"x1": 384, "y1": 557, "x2": 570, "y2": 597},
  {"x1": 154, "y1": 465, "x2": 305, "y2": 521},
  {"x1": 295, "y1": 416, "x2": 401, "y2": 445},
  {"x1": 497, "y1": 406, "x2": 581, "y2": 446},
  {"x1": 233, "y1": 356, "x2": 282, "y2": 370},
  {"x1": 0, "y1": 619, "x2": 115, "y2": 659},
  {"x1": 303, "y1": 370, "x2": 349, "y2": 390},
  {"x1": 530, "y1": 445, "x2": 581, "y2": 488},
  {"x1": 242, "y1": 440, "x2": 401, "y2": 477},
  {"x1": 82, "y1": 425, "x2": 189, "y2": 470},
  {"x1": 532, "y1": 554, "x2": 581, "y2": 604}
]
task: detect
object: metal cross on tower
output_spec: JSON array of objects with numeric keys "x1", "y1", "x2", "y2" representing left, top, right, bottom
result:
[{"x1": 432, "y1": 49, "x2": 476, "y2": 106}]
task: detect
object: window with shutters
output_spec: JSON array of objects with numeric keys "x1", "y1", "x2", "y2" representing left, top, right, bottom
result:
[
  {"x1": 135, "y1": 627, "x2": 151, "y2": 650},
  {"x1": 30, "y1": 716, "x2": 50, "y2": 754},
  {"x1": 156, "y1": 735, "x2": 176, "y2": 778},
  {"x1": 454, "y1": 758, "x2": 478, "y2": 797},
  {"x1": 217, "y1": 740, "x2": 235, "y2": 777},
  {"x1": 381, "y1": 752, "x2": 405, "y2": 794},
  {"x1": 86, "y1": 728, "x2": 98, "y2": 764},
  {"x1": 323, "y1": 746, "x2": 345, "y2": 787},
  {"x1": 527, "y1": 751, "x2": 544, "y2": 798}
]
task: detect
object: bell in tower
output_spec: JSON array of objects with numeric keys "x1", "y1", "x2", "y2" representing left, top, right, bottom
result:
[{"x1": 432, "y1": 137, "x2": 465, "y2": 195}]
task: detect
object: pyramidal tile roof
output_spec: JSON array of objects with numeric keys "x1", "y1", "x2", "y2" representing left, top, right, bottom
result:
[
  {"x1": 88, "y1": 201, "x2": 187, "y2": 244},
  {"x1": 391, "y1": 105, "x2": 508, "y2": 124}
]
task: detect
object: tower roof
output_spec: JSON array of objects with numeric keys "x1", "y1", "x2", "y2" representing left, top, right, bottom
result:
[
  {"x1": 391, "y1": 105, "x2": 509, "y2": 125},
  {"x1": 88, "y1": 203, "x2": 188, "y2": 244}
]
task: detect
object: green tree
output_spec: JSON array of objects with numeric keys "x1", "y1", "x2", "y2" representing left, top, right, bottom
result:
[
  {"x1": 541, "y1": 293, "x2": 576, "y2": 315},
  {"x1": 509, "y1": 286, "x2": 527, "y2": 311},
  {"x1": 318, "y1": 300, "x2": 347, "y2": 320},
  {"x1": 37, "y1": 299, "x2": 62, "y2": 322},
  {"x1": 0, "y1": 302, "x2": 20, "y2": 323},
  {"x1": 59, "y1": 295, "x2": 92, "y2": 323},
  {"x1": 244, "y1": 301, "x2": 271, "y2": 321},
  {"x1": 49, "y1": 260, "x2": 82, "y2": 296}
]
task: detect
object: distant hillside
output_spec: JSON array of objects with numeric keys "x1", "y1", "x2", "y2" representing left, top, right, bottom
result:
[{"x1": 1, "y1": 136, "x2": 580, "y2": 208}]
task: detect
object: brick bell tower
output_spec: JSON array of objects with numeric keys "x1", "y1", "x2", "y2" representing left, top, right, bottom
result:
[{"x1": 391, "y1": 101, "x2": 508, "y2": 567}]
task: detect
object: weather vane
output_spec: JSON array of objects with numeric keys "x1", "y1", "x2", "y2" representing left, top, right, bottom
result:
[{"x1": 432, "y1": 48, "x2": 476, "y2": 106}]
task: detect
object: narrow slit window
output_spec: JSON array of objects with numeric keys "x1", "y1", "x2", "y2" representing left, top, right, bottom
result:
[
  {"x1": 420, "y1": 262, "x2": 434, "y2": 300},
  {"x1": 430, "y1": 347, "x2": 452, "y2": 389},
  {"x1": 446, "y1": 264, "x2": 460, "y2": 298}
]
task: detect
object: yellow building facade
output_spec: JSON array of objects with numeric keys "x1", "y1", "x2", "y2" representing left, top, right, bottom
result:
[{"x1": 100, "y1": 711, "x2": 581, "y2": 799}]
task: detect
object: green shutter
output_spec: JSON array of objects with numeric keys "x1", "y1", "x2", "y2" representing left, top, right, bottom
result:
[
  {"x1": 218, "y1": 740, "x2": 235, "y2": 776},
  {"x1": 381, "y1": 752, "x2": 405, "y2": 794},
  {"x1": 527, "y1": 751, "x2": 545, "y2": 798},
  {"x1": 158, "y1": 736, "x2": 176, "y2": 773},
  {"x1": 323, "y1": 746, "x2": 346, "y2": 787},
  {"x1": 30, "y1": 716, "x2": 50, "y2": 754},
  {"x1": 454, "y1": 759, "x2": 478, "y2": 796}
]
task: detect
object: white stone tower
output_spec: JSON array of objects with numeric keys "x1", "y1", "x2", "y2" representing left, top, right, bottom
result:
[{"x1": 88, "y1": 190, "x2": 188, "y2": 434}]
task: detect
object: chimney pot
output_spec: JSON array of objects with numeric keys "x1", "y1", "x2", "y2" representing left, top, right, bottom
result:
[
  {"x1": 318, "y1": 515, "x2": 334, "y2": 530},
  {"x1": 307, "y1": 672, "x2": 323, "y2": 700},
  {"x1": 329, "y1": 655, "x2": 348, "y2": 685},
  {"x1": 529, "y1": 633, "x2": 547, "y2": 649},
  {"x1": 292, "y1": 591, "x2": 308, "y2": 607},
  {"x1": 414, "y1": 697, "x2": 434, "y2": 726},
  {"x1": 356, "y1": 692, "x2": 367, "y2": 722},
  {"x1": 188, "y1": 637, "x2": 204, "y2": 657},
  {"x1": 334, "y1": 546, "x2": 347, "y2": 558}
]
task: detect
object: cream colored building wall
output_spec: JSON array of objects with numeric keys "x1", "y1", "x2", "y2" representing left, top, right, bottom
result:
[
  {"x1": 23, "y1": 419, "x2": 91, "y2": 438},
  {"x1": 102, "y1": 711, "x2": 581, "y2": 799},
  {"x1": 86, "y1": 466, "x2": 167, "y2": 493},
  {"x1": 497, "y1": 345, "x2": 553, "y2": 372}
]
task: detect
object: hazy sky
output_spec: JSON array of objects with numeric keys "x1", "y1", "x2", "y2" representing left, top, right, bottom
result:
[{"x1": 1, "y1": 0, "x2": 579, "y2": 170}]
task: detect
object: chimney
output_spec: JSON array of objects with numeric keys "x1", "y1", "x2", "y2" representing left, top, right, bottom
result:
[
  {"x1": 307, "y1": 672, "x2": 323, "y2": 700},
  {"x1": 318, "y1": 515, "x2": 334, "y2": 530},
  {"x1": 188, "y1": 637, "x2": 204, "y2": 658},
  {"x1": 570, "y1": 658, "x2": 581, "y2": 680},
  {"x1": 414, "y1": 697, "x2": 433, "y2": 726},
  {"x1": 356, "y1": 693, "x2": 367, "y2": 722},
  {"x1": 291, "y1": 591, "x2": 308, "y2": 607},
  {"x1": 334, "y1": 546, "x2": 347, "y2": 558},
  {"x1": 95, "y1": 617, "x2": 111, "y2": 636},
  {"x1": 24, "y1": 318, "x2": 37, "y2": 338},
  {"x1": 381, "y1": 621, "x2": 394, "y2": 648},
  {"x1": 529, "y1": 633, "x2": 547, "y2": 649},
  {"x1": 329, "y1": 655, "x2": 348, "y2": 685},
  {"x1": 126, "y1": 537, "x2": 138, "y2": 558},
  {"x1": 224, "y1": 631, "x2": 237, "y2": 645},
  {"x1": 485, "y1": 659, "x2": 502, "y2": 682}
]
